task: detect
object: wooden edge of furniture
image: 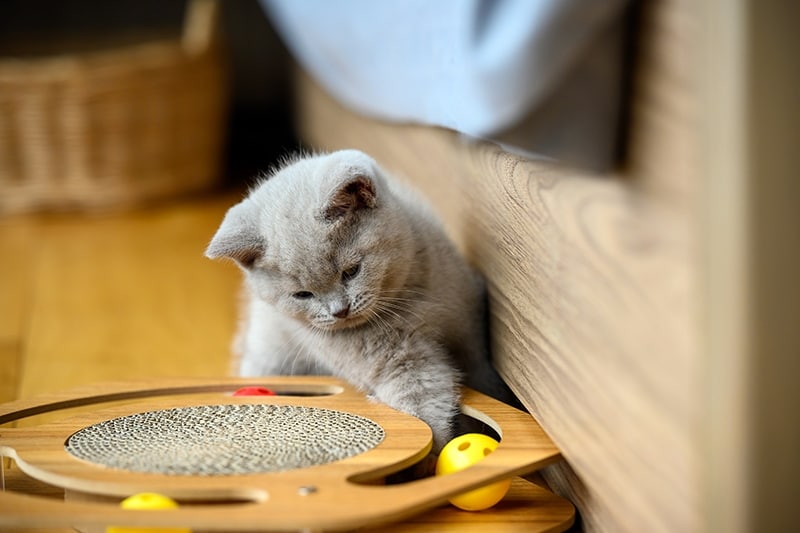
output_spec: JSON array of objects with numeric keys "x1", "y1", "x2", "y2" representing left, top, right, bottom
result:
[{"x1": 293, "y1": 1, "x2": 800, "y2": 531}]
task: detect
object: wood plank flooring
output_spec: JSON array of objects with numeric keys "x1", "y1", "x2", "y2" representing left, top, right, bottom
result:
[{"x1": 0, "y1": 194, "x2": 242, "y2": 404}]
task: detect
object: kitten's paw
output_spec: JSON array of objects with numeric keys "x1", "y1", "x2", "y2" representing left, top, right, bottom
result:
[{"x1": 386, "y1": 452, "x2": 438, "y2": 483}]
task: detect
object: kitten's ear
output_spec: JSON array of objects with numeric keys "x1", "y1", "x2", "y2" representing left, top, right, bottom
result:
[
  {"x1": 205, "y1": 199, "x2": 264, "y2": 268},
  {"x1": 322, "y1": 174, "x2": 378, "y2": 221}
]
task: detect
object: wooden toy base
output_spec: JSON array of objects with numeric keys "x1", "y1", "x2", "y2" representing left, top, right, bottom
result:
[{"x1": 0, "y1": 377, "x2": 575, "y2": 532}]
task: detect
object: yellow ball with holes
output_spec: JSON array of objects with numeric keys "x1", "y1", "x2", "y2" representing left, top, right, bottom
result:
[
  {"x1": 106, "y1": 492, "x2": 191, "y2": 533},
  {"x1": 435, "y1": 433, "x2": 512, "y2": 511}
]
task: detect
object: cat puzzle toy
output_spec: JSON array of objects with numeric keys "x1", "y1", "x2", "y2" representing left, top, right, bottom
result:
[{"x1": 0, "y1": 377, "x2": 573, "y2": 531}]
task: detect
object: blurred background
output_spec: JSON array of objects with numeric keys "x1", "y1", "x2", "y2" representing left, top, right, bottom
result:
[
  {"x1": 0, "y1": 0, "x2": 298, "y2": 211},
  {"x1": 0, "y1": 0, "x2": 628, "y2": 215},
  {"x1": 0, "y1": 0, "x2": 301, "y2": 406}
]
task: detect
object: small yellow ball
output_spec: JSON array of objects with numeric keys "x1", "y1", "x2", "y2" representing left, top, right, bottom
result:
[
  {"x1": 106, "y1": 492, "x2": 191, "y2": 533},
  {"x1": 435, "y1": 433, "x2": 512, "y2": 511}
]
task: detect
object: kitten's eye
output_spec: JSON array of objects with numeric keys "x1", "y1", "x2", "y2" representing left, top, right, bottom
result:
[
  {"x1": 292, "y1": 291, "x2": 314, "y2": 300},
  {"x1": 341, "y1": 263, "x2": 361, "y2": 282}
]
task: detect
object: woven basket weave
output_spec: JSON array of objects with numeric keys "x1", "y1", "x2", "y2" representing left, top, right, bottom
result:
[{"x1": 0, "y1": 0, "x2": 227, "y2": 213}]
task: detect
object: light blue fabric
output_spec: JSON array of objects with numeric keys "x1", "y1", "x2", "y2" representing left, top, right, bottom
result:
[{"x1": 261, "y1": 0, "x2": 628, "y2": 167}]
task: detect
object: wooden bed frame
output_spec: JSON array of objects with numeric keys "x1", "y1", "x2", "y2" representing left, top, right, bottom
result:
[{"x1": 292, "y1": 1, "x2": 800, "y2": 531}]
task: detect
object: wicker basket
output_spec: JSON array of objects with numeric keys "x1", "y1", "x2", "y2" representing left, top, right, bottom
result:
[{"x1": 0, "y1": 0, "x2": 228, "y2": 213}]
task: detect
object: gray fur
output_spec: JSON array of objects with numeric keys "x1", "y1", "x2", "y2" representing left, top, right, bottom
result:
[{"x1": 206, "y1": 150, "x2": 511, "y2": 450}]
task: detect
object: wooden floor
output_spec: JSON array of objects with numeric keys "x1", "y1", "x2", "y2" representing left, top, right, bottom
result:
[
  {"x1": 0, "y1": 193, "x2": 574, "y2": 532},
  {"x1": 0, "y1": 193, "x2": 243, "y2": 406}
]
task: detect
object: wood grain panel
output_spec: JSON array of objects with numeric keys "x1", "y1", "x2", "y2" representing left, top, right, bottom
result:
[
  {"x1": 702, "y1": 0, "x2": 800, "y2": 530},
  {"x1": 295, "y1": 1, "x2": 699, "y2": 529},
  {"x1": 462, "y1": 147, "x2": 696, "y2": 532}
]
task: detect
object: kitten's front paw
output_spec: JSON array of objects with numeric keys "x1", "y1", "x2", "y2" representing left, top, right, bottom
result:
[
  {"x1": 386, "y1": 452, "x2": 438, "y2": 483},
  {"x1": 372, "y1": 382, "x2": 458, "y2": 453},
  {"x1": 416, "y1": 452, "x2": 439, "y2": 477}
]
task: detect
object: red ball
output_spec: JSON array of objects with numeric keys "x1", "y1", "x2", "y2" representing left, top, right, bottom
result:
[{"x1": 233, "y1": 386, "x2": 276, "y2": 397}]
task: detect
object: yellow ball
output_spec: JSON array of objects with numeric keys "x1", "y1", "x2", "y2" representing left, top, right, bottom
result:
[
  {"x1": 106, "y1": 492, "x2": 191, "y2": 533},
  {"x1": 435, "y1": 433, "x2": 512, "y2": 511}
]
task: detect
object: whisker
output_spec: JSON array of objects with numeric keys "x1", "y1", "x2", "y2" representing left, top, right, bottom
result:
[
  {"x1": 373, "y1": 302, "x2": 419, "y2": 330},
  {"x1": 282, "y1": 320, "x2": 333, "y2": 375},
  {"x1": 284, "y1": 326, "x2": 312, "y2": 375},
  {"x1": 367, "y1": 307, "x2": 395, "y2": 338},
  {"x1": 379, "y1": 286, "x2": 426, "y2": 294},
  {"x1": 378, "y1": 288, "x2": 428, "y2": 299},
  {"x1": 376, "y1": 299, "x2": 427, "y2": 324}
]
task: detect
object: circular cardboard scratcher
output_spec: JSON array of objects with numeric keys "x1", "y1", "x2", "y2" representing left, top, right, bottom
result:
[
  {"x1": 0, "y1": 376, "x2": 573, "y2": 532},
  {"x1": 66, "y1": 404, "x2": 385, "y2": 475}
]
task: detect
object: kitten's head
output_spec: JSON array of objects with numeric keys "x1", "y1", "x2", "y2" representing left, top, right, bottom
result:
[{"x1": 206, "y1": 150, "x2": 415, "y2": 331}]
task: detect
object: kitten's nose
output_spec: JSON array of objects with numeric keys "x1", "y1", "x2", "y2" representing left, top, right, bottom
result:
[{"x1": 332, "y1": 305, "x2": 350, "y2": 319}]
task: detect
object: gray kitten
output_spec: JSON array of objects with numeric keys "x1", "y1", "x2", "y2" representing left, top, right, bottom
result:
[{"x1": 206, "y1": 149, "x2": 513, "y2": 450}]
